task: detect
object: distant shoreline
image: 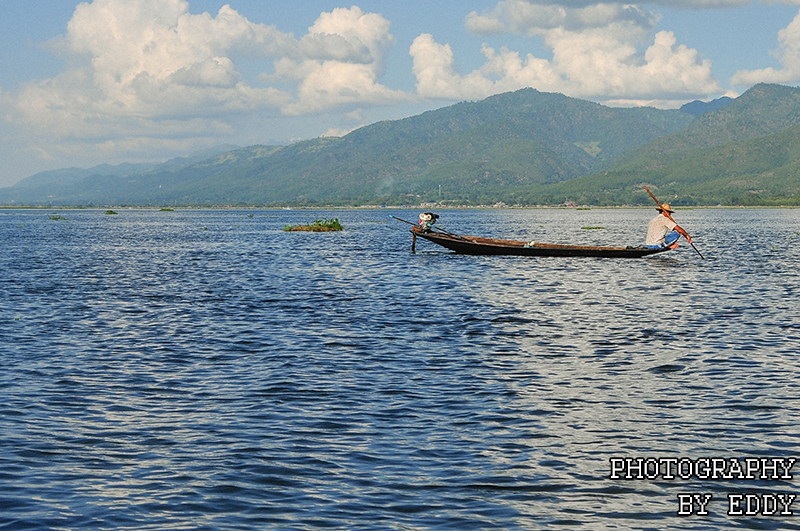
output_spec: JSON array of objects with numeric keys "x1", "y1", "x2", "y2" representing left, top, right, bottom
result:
[{"x1": 2, "y1": 204, "x2": 797, "y2": 211}]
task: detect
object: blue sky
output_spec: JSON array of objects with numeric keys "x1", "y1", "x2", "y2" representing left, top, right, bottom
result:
[{"x1": 1, "y1": 0, "x2": 799, "y2": 188}]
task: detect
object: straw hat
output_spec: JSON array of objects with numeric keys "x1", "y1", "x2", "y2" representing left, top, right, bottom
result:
[{"x1": 658, "y1": 203, "x2": 674, "y2": 213}]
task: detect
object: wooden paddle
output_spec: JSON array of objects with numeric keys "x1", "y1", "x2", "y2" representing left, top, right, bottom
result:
[{"x1": 644, "y1": 187, "x2": 705, "y2": 259}]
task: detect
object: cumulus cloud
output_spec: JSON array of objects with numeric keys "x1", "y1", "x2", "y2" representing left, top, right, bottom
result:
[
  {"x1": 58, "y1": 0, "x2": 292, "y2": 117},
  {"x1": 413, "y1": 0, "x2": 722, "y2": 106},
  {"x1": 731, "y1": 8, "x2": 800, "y2": 85},
  {"x1": 466, "y1": 1, "x2": 658, "y2": 35},
  {"x1": 6, "y1": 0, "x2": 407, "y2": 162},
  {"x1": 410, "y1": 34, "x2": 496, "y2": 100},
  {"x1": 278, "y1": 6, "x2": 410, "y2": 115}
]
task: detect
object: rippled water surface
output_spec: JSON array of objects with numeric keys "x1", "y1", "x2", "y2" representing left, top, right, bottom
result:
[{"x1": 2, "y1": 207, "x2": 800, "y2": 530}]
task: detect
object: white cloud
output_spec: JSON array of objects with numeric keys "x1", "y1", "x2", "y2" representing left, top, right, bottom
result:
[
  {"x1": 300, "y1": 6, "x2": 393, "y2": 68},
  {"x1": 321, "y1": 126, "x2": 359, "y2": 137},
  {"x1": 466, "y1": 1, "x2": 658, "y2": 35},
  {"x1": 5, "y1": 0, "x2": 408, "y2": 164},
  {"x1": 281, "y1": 6, "x2": 411, "y2": 115},
  {"x1": 731, "y1": 8, "x2": 800, "y2": 85},
  {"x1": 62, "y1": 1, "x2": 292, "y2": 110},
  {"x1": 410, "y1": 34, "x2": 495, "y2": 100},
  {"x1": 465, "y1": 0, "x2": 800, "y2": 39},
  {"x1": 11, "y1": 0, "x2": 289, "y2": 146},
  {"x1": 414, "y1": 1, "x2": 721, "y2": 106}
]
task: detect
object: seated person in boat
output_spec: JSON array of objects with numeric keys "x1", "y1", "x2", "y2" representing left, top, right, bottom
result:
[
  {"x1": 646, "y1": 203, "x2": 692, "y2": 249},
  {"x1": 418, "y1": 212, "x2": 439, "y2": 231}
]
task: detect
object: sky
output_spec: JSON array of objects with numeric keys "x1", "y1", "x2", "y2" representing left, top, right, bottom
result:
[{"x1": 2, "y1": 1, "x2": 800, "y2": 188}]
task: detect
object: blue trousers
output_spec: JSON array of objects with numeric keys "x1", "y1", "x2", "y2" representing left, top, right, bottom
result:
[{"x1": 648, "y1": 231, "x2": 680, "y2": 249}]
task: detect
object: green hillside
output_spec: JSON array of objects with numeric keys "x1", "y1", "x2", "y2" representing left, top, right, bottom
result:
[
  {"x1": 533, "y1": 84, "x2": 800, "y2": 206},
  {"x1": 4, "y1": 83, "x2": 800, "y2": 207},
  {"x1": 534, "y1": 124, "x2": 800, "y2": 206},
  {"x1": 0, "y1": 89, "x2": 692, "y2": 206},
  {"x1": 619, "y1": 84, "x2": 800, "y2": 163}
]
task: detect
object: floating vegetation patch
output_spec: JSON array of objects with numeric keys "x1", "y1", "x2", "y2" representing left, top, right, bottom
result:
[
  {"x1": 48, "y1": 214, "x2": 68, "y2": 221},
  {"x1": 104, "y1": 210, "x2": 118, "y2": 215},
  {"x1": 160, "y1": 207, "x2": 174, "y2": 212},
  {"x1": 284, "y1": 218, "x2": 344, "y2": 232},
  {"x1": 581, "y1": 226, "x2": 605, "y2": 230}
]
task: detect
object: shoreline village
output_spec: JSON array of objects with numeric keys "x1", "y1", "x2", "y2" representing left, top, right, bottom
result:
[{"x1": 609, "y1": 457, "x2": 797, "y2": 480}]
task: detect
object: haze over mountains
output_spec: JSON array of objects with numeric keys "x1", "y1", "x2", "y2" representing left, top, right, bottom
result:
[{"x1": 3, "y1": 83, "x2": 799, "y2": 207}]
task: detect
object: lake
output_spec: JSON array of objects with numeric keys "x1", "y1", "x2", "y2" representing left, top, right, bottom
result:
[{"x1": 1, "y1": 207, "x2": 799, "y2": 530}]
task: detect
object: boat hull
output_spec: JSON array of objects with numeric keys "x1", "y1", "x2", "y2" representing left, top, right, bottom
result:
[{"x1": 412, "y1": 228, "x2": 672, "y2": 258}]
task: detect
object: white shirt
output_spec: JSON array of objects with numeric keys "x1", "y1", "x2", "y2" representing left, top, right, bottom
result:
[{"x1": 646, "y1": 214, "x2": 677, "y2": 246}]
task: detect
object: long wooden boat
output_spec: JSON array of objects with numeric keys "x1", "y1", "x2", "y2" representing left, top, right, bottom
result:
[{"x1": 410, "y1": 227, "x2": 672, "y2": 258}]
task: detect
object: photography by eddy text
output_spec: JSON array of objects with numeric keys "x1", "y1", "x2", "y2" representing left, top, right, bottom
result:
[{"x1": 609, "y1": 457, "x2": 798, "y2": 517}]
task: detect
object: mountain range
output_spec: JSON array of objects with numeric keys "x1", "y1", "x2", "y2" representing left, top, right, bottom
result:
[{"x1": 2, "y1": 83, "x2": 799, "y2": 207}]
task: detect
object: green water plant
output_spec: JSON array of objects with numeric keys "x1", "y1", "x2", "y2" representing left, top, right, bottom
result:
[
  {"x1": 581, "y1": 226, "x2": 605, "y2": 230},
  {"x1": 48, "y1": 214, "x2": 68, "y2": 221},
  {"x1": 104, "y1": 210, "x2": 118, "y2": 215},
  {"x1": 284, "y1": 218, "x2": 344, "y2": 232}
]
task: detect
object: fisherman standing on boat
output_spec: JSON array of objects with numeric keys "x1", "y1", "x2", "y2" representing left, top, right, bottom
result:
[{"x1": 646, "y1": 204, "x2": 692, "y2": 249}]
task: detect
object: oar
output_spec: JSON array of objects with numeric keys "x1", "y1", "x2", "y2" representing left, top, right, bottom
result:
[
  {"x1": 644, "y1": 187, "x2": 705, "y2": 259},
  {"x1": 388, "y1": 215, "x2": 417, "y2": 227}
]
